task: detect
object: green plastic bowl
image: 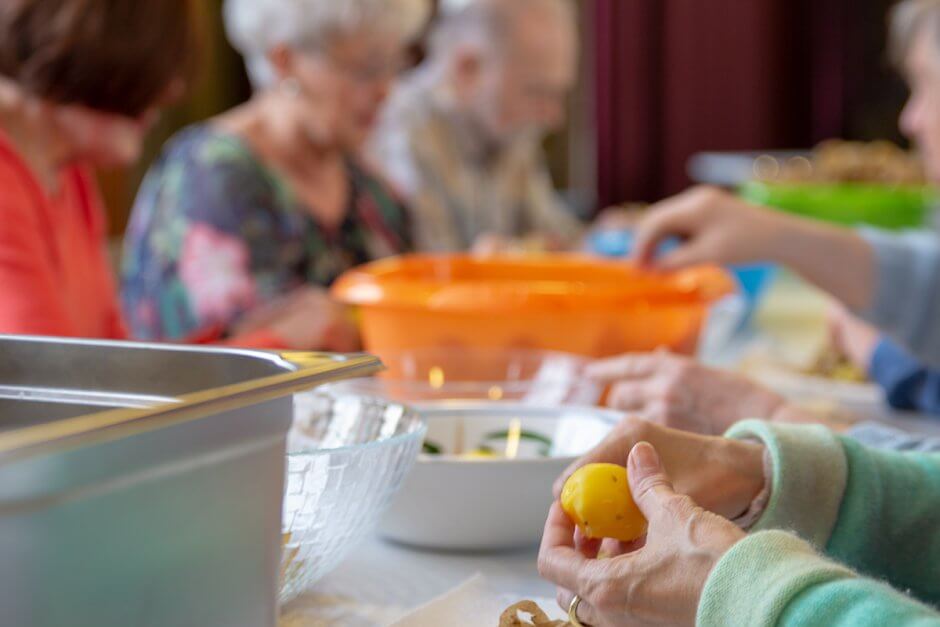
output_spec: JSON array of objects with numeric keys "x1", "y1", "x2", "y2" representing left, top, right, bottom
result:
[{"x1": 739, "y1": 181, "x2": 938, "y2": 230}]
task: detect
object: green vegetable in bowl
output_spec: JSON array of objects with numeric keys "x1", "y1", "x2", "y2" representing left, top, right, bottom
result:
[
  {"x1": 422, "y1": 440, "x2": 443, "y2": 455},
  {"x1": 482, "y1": 429, "x2": 553, "y2": 457}
]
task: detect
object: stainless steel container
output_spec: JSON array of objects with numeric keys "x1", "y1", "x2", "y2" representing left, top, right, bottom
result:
[{"x1": 0, "y1": 336, "x2": 380, "y2": 627}]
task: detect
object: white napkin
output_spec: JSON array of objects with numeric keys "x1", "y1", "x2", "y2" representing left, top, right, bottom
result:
[{"x1": 390, "y1": 575, "x2": 565, "y2": 627}]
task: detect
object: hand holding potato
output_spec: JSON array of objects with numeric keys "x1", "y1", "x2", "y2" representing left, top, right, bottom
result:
[
  {"x1": 540, "y1": 443, "x2": 745, "y2": 627},
  {"x1": 554, "y1": 418, "x2": 766, "y2": 523}
]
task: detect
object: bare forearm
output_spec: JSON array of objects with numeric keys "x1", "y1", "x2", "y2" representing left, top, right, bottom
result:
[{"x1": 769, "y1": 216, "x2": 876, "y2": 310}]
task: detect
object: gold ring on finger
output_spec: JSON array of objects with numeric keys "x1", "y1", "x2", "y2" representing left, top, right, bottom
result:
[{"x1": 568, "y1": 594, "x2": 591, "y2": 627}]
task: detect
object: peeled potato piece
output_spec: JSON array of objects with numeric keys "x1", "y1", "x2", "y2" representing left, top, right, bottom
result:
[{"x1": 499, "y1": 600, "x2": 571, "y2": 626}]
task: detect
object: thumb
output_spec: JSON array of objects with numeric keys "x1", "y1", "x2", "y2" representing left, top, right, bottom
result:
[{"x1": 627, "y1": 442, "x2": 683, "y2": 524}]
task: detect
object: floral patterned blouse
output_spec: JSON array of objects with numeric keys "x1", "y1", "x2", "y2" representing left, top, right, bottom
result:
[{"x1": 121, "y1": 125, "x2": 411, "y2": 342}]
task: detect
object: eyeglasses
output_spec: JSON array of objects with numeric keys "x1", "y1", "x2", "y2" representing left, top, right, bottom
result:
[{"x1": 314, "y1": 46, "x2": 410, "y2": 85}]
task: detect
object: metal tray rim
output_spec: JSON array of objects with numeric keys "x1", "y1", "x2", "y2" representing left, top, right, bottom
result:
[{"x1": 0, "y1": 337, "x2": 382, "y2": 462}]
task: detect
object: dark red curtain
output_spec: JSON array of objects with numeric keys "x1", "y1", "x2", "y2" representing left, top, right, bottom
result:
[{"x1": 591, "y1": 0, "x2": 856, "y2": 207}]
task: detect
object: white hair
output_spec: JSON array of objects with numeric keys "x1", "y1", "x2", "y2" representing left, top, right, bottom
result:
[
  {"x1": 889, "y1": 0, "x2": 940, "y2": 67},
  {"x1": 224, "y1": 0, "x2": 432, "y2": 89},
  {"x1": 429, "y1": 0, "x2": 574, "y2": 59}
]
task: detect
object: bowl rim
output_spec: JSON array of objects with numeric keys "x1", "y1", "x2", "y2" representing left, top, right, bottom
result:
[
  {"x1": 332, "y1": 253, "x2": 736, "y2": 310},
  {"x1": 288, "y1": 392, "x2": 428, "y2": 457},
  {"x1": 411, "y1": 401, "x2": 624, "y2": 466},
  {"x1": 286, "y1": 421, "x2": 428, "y2": 457},
  {"x1": 331, "y1": 347, "x2": 597, "y2": 392}
]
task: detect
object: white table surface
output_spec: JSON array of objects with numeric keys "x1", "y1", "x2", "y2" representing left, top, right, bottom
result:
[
  {"x1": 285, "y1": 272, "x2": 940, "y2": 625},
  {"x1": 283, "y1": 536, "x2": 547, "y2": 625}
]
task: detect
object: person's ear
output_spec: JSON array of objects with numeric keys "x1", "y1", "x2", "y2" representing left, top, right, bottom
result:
[
  {"x1": 267, "y1": 44, "x2": 297, "y2": 83},
  {"x1": 450, "y1": 44, "x2": 485, "y2": 96}
]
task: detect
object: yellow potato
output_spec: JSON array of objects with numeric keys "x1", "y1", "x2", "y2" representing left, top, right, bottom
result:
[{"x1": 560, "y1": 463, "x2": 647, "y2": 542}]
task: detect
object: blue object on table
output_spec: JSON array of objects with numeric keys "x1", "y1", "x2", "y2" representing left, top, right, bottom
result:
[
  {"x1": 588, "y1": 229, "x2": 679, "y2": 258},
  {"x1": 587, "y1": 229, "x2": 777, "y2": 327},
  {"x1": 730, "y1": 263, "x2": 778, "y2": 326}
]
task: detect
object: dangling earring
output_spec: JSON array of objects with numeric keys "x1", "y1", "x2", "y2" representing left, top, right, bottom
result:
[{"x1": 281, "y1": 77, "x2": 302, "y2": 98}]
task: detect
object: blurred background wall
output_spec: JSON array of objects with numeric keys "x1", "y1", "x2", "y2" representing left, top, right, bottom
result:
[{"x1": 592, "y1": 0, "x2": 908, "y2": 206}]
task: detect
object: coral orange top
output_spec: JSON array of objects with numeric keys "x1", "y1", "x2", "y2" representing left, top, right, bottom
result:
[
  {"x1": 0, "y1": 129, "x2": 283, "y2": 347},
  {"x1": 0, "y1": 131, "x2": 126, "y2": 338}
]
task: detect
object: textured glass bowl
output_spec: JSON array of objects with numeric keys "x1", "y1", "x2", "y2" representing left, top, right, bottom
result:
[
  {"x1": 279, "y1": 388, "x2": 426, "y2": 605},
  {"x1": 332, "y1": 347, "x2": 602, "y2": 406}
]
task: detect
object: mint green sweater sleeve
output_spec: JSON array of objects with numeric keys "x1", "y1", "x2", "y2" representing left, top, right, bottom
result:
[
  {"x1": 696, "y1": 421, "x2": 940, "y2": 626},
  {"x1": 699, "y1": 531, "x2": 940, "y2": 626}
]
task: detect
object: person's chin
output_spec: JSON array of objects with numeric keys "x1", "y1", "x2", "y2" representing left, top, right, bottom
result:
[{"x1": 92, "y1": 145, "x2": 142, "y2": 169}]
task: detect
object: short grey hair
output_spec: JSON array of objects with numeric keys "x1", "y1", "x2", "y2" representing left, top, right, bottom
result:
[
  {"x1": 889, "y1": 0, "x2": 940, "y2": 67},
  {"x1": 429, "y1": 0, "x2": 574, "y2": 59},
  {"x1": 224, "y1": 0, "x2": 432, "y2": 89}
]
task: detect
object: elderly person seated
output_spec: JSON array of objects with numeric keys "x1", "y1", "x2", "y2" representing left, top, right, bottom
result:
[
  {"x1": 121, "y1": 0, "x2": 430, "y2": 350},
  {"x1": 539, "y1": 418, "x2": 940, "y2": 626},
  {"x1": 0, "y1": 0, "x2": 192, "y2": 339},
  {"x1": 369, "y1": 0, "x2": 583, "y2": 253},
  {"x1": 595, "y1": 0, "x2": 940, "y2": 423}
]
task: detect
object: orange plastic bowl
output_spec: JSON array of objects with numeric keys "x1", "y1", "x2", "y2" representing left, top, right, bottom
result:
[{"x1": 332, "y1": 254, "x2": 735, "y2": 358}]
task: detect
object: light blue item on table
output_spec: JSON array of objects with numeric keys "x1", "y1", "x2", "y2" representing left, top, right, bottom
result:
[{"x1": 587, "y1": 228, "x2": 777, "y2": 327}]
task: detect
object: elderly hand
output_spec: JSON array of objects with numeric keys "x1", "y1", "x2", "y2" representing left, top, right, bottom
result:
[
  {"x1": 539, "y1": 442, "x2": 745, "y2": 627},
  {"x1": 553, "y1": 417, "x2": 765, "y2": 522},
  {"x1": 587, "y1": 351, "x2": 786, "y2": 435}
]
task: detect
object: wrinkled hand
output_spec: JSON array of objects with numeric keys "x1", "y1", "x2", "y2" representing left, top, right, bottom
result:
[
  {"x1": 539, "y1": 443, "x2": 745, "y2": 627},
  {"x1": 826, "y1": 303, "x2": 879, "y2": 372},
  {"x1": 587, "y1": 351, "x2": 786, "y2": 435},
  {"x1": 632, "y1": 186, "x2": 795, "y2": 269},
  {"x1": 234, "y1": 286, "x2": 360, "y2": 352},
  {"x1": 553, "y1": 417, "x2": 765, "y2": 522}
]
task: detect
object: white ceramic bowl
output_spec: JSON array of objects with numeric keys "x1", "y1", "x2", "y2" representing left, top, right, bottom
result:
[{"x1": 379, "y1": 403, "x2": 622, "y2": 551}]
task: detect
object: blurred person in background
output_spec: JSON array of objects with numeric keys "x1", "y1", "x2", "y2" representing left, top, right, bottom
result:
[
  {"x1": 369, "y1": 0, "x2": 584, "y2": 254},
  {"x1": 0, "y1": 0, "x2": 192, "y2": 339},
  {"x1": 592, "y1": 0, "x2": 940, "y2": 428},
  {"x1": 121, "y1": 0, "x2": 430, "y2": 350}
]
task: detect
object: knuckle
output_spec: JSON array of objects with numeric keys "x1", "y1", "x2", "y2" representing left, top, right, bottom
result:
[
  {"x1": 579, "y1": 570, "x2": 610, "y2": 606},
  {"x1": 590, "y1": 581, "x2": 621, "y2": 613},
  {"x1": 576, "y1": 567, "x2": 596, "y2": 597},
  {"x1": 536, "y1": 554, "x2": 554, "y2": 580},
  {"x1": 619, "y1": 416, "x2": 650, "y2": 440},
  {"x1": 662, "y1": 494, "x2": 696, "y2": 520},
  {"x1": 633, "y1": 474, "x2": 671, "y2": 499}
]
